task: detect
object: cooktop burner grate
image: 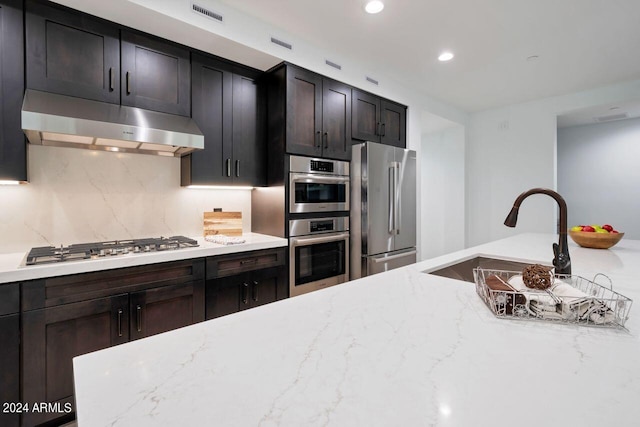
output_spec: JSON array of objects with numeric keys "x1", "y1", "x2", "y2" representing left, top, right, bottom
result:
[{"x1": 25, "y1": 236, "x2": 199, "y2": 265}]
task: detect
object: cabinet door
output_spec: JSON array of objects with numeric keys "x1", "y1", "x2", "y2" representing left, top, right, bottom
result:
[
  {"x1": 380, "y1": 99, "x2": 407, "y2": 148},
  {"x1": 286, "y1": 66, "x2": 322, "y2": 157},
  {"x1": 185, "y1": 54, "x2": 233, "y2": 185},
  {"x1": 25, "y1": 0, "x2": 120, "y2": 104},
  {"x1": 129, "y1": 281, "x2": 205, "y2": 340},
  {"x1": 0, "y1": 314, "x2": 19, "y2": 427},
  {"x1": 206, "y1": 276, "x2": 241, "y2": 319},
  {"x1": 246, "y1": 267, "x2": 287, "y2": 309},
  {"x1": 121, "y1": 30, "x2": 191, "y2": 116},
  {"x1": 21, "y1": 294, "x2": 129, "y2": 426},
  {"x1": 232, "y1": 73, "x2": 266, "y2": 186},
  {"x1": 351, "y1": 89, "x2": 381, "y2": 142},
  {"x1": 322, "y1": 79, "x2": 351, "y2": 160},
  {"x1": 0, "y1": 0, "x2": 26, "y2": 182}
]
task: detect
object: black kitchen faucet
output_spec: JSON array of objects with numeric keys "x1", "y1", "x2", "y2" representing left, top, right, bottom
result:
[{"x1": 504, "y1": 188, "x2": 571, "y2": 275}]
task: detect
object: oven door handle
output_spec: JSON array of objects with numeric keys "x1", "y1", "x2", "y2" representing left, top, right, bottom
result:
[
  {"x1": 289, "y1": 173, "x2": 350, "y2": 184},
  {"x1": 290, "y1": 232, "x2": 350, "y2": 247}
]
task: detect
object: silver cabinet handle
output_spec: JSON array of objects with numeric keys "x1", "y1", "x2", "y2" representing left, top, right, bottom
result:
[
  {"x1": 126, "y1": 71, "x2": 131, "y2": 95},
  {"x1": 136, "y1": 305, "x2": 142, "y2": 332},
  {"x1": 236, "y1": 160, "x2": 240, "y2": 177},
  {"x1": 109, "y1": 67, "x2": 115, "y2": 91},
  {"x1": 117, "y1": 308, "x2": 123, "y2": 337},
  {"x1": 226, "y1": 159, "x2": 232, "y2": 177}
]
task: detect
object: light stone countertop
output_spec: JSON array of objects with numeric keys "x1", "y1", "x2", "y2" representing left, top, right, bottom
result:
[
  {"x1": 73, "y1": 233, "x2": 640, "y2": 426},
  {"x1": 0, "y1": 233, "x2": 287, "y2": 284}
]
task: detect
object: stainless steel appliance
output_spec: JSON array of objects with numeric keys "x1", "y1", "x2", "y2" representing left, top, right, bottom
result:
[
  {"x1": 351, "y1": 141, "x2": 417, "y2": 278},
  {"x1": 289, "y1": 155, "x2": 350, "y2": 214},
  {"x1": 25, "y1": 236, "x2": 198, "y2": 265},
  {"x1": 22, "y1": 89, "x2": 204, "y2": 157},
  {"x1": 289, "y1": 217, "x2": 349, "y2": 296}
]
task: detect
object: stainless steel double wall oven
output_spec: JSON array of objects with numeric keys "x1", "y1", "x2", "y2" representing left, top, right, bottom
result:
[{"x1": 287, "y1": 156, "x2": 350, "y2": 296}]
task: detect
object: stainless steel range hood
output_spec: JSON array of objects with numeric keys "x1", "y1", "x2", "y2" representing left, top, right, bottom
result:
[{"x1": 22, "y1": 89, "x2": 204, "y2": 157}]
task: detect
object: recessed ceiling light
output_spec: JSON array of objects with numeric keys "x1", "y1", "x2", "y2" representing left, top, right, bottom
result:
[
  {"x1": 365, "y1": 1, "x2": 384, "y2": 14},
  {"x1": 438, "y1": 52, "x2": 454, "y2": 62}
]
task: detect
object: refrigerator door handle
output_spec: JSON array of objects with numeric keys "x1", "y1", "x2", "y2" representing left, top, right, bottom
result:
[
  {"x1": 388, "y1": 165, "x2": 395, "y2": 234},
  {"x1": 394, "y1": 163, "x2": 400, "y2": 235},
  {"x1": 372, "y1": 250, "x2": 417, "y2": 263}
]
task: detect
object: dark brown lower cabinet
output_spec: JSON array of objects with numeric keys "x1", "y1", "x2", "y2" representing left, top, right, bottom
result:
[
  {"x1": 0, "y1": 313, "x2": 20, "y2": 427},
  {"x1": 205, "y1": 248, "x2": 287, "y2": 320},
  {"x1": 129, "y1": 282, "x2": 204, "y2": 340},
  {"x1": 21, "y1": 294, "x2": 129, "y2": 426},
  {"x1": 20, "y1": 259, "x2": 205, "y2": 426},
  {"x1": 206, "y1": 266, "x2": 285, "y2": 319}
]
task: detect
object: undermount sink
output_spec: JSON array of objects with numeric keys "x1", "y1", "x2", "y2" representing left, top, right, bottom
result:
[{"x1": 425, "y1": 256, "x2": 544, "y2": 283}]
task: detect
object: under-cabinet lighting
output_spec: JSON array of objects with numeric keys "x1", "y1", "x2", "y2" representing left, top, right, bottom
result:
[
  {"x1": 186, "y1": 185, "x2": 254, "y2": 190},
  {"x1": 0, "y1": 180, "x2": 21, "y2": 185}
]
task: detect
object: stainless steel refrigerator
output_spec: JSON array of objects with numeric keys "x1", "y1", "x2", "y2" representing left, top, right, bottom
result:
[{"x1": 350, "y1": 141, "x2": 417, "y2": 279}]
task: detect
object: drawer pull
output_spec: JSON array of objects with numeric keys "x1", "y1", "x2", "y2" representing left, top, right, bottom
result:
[
  {"x1": 242, "y1": 283, "x2": 249, "y2": 304},
  {"x1": 240, "y1": 259, "x2": 257, "y2": 265},
  {"x1": 136, "y1": 305, "x2": 142, "y2": 332},
  {"x1": 117, "y1": 309, "x2": 123, "y2": 337},
  {"x1": 252, "y1": 281, "x2": 259, "y2": 302},
  {"x1": 109, "y1": 67, "x2": 115, "y2": 91}
]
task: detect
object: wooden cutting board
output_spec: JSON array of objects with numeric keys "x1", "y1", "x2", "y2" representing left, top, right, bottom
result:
[{"x1": 203, "y1": 211, "x2": 242, "y2": 237}]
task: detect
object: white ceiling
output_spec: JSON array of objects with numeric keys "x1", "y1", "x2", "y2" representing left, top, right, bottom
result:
[
  {"x1": 213, "y1": 0, "x2": 640, "y2": 112},
  {"x1": 53, "y1": 0, "x2": 640, "y2": 114}
]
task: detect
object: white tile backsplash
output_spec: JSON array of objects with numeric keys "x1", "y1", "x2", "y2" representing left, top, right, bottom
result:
[{"x1": 0, "y1": 145, "x2": 252, "y2": 254}]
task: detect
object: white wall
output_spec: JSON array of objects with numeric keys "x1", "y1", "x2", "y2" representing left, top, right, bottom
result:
[
  {"x1": 420, "y1": 126, "x2": 466, "y2": 259},
  {"x1": 558, "y1": 118, "x2": 640, "y2": 239},
  {"x1": 467, "y1": 78, "x2": 640, "y2": 247},
  {"x1": 0, "y1": 146, "x2": 252, "y2": 254}
]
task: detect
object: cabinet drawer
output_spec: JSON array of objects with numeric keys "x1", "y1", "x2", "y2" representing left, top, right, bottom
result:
[
  {"x1": 206, "y1": 248, "x2": 286, "y2": 279},
  {"x1": 22, "y1": 258, "x2": 205, "y2": 310}
]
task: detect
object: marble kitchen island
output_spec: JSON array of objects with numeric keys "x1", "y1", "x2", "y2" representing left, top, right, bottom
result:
[{"x1": 73, "y1": 233, "x2": 640, "y2": 426}]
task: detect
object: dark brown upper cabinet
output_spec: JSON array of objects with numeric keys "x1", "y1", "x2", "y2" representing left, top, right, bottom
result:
[
  {"x1": 352, "y1": 88, "x2": 407, "y2": 148},
  {"x1": 270, "y1": 64, "x2": 351, "y2": 161},
  {"x1": 182, "y1": 53, "x2": 265, "y2": 186},
  {"x1": 121, "y1": 30, "x2": 191, "y2": 116},
  {"x1": 25, "y1": 0, "x2": 120, "y2": 104},
  {"x1": 0, "y1": 0, "x2": 26, "y2": 182}
]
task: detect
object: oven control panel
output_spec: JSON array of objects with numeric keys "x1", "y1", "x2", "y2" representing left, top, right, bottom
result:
[
  {"x1": 310, "y1": 160, "x2": 334, "y2": 173},
  {"x1": 289, "y1": 217, "x2": 349, "y2": 237},
  {"x1": 310, "y1": 219, "x2": 334, "y2": 233},
  {"x1": 289, "y1": 155, "x2": 349, "y2": 176}
]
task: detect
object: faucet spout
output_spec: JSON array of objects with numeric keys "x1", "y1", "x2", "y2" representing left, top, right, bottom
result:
[{"x1": 503, "y1": 188, "x2": 571, "y2": 275}]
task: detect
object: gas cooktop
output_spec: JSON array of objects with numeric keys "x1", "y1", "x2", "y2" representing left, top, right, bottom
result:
[{"x1": 25, "y1": 236, "x2": 199, "y2": 266}]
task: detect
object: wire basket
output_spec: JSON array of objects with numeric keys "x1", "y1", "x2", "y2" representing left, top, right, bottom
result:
[{"x1": 473, "y1": 268, "x2": 632, "y2": 328}]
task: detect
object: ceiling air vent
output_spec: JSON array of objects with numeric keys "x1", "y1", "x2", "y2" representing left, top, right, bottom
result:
[
  {"x1": 270, "y1": 37, "x2": 292, "y2": 50},
  {"x1": 325, "y1": 60, "x2": 342, "y2": 70},
  {"x1": 594, "y1": 113, "x2": 628, "y2": 123},
  {"x1": 192, "y1": 3, "x2": 223, "y2": 22},
  {"x1": 366, "y1": 76, "x2": 379, "y2": 86}
]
